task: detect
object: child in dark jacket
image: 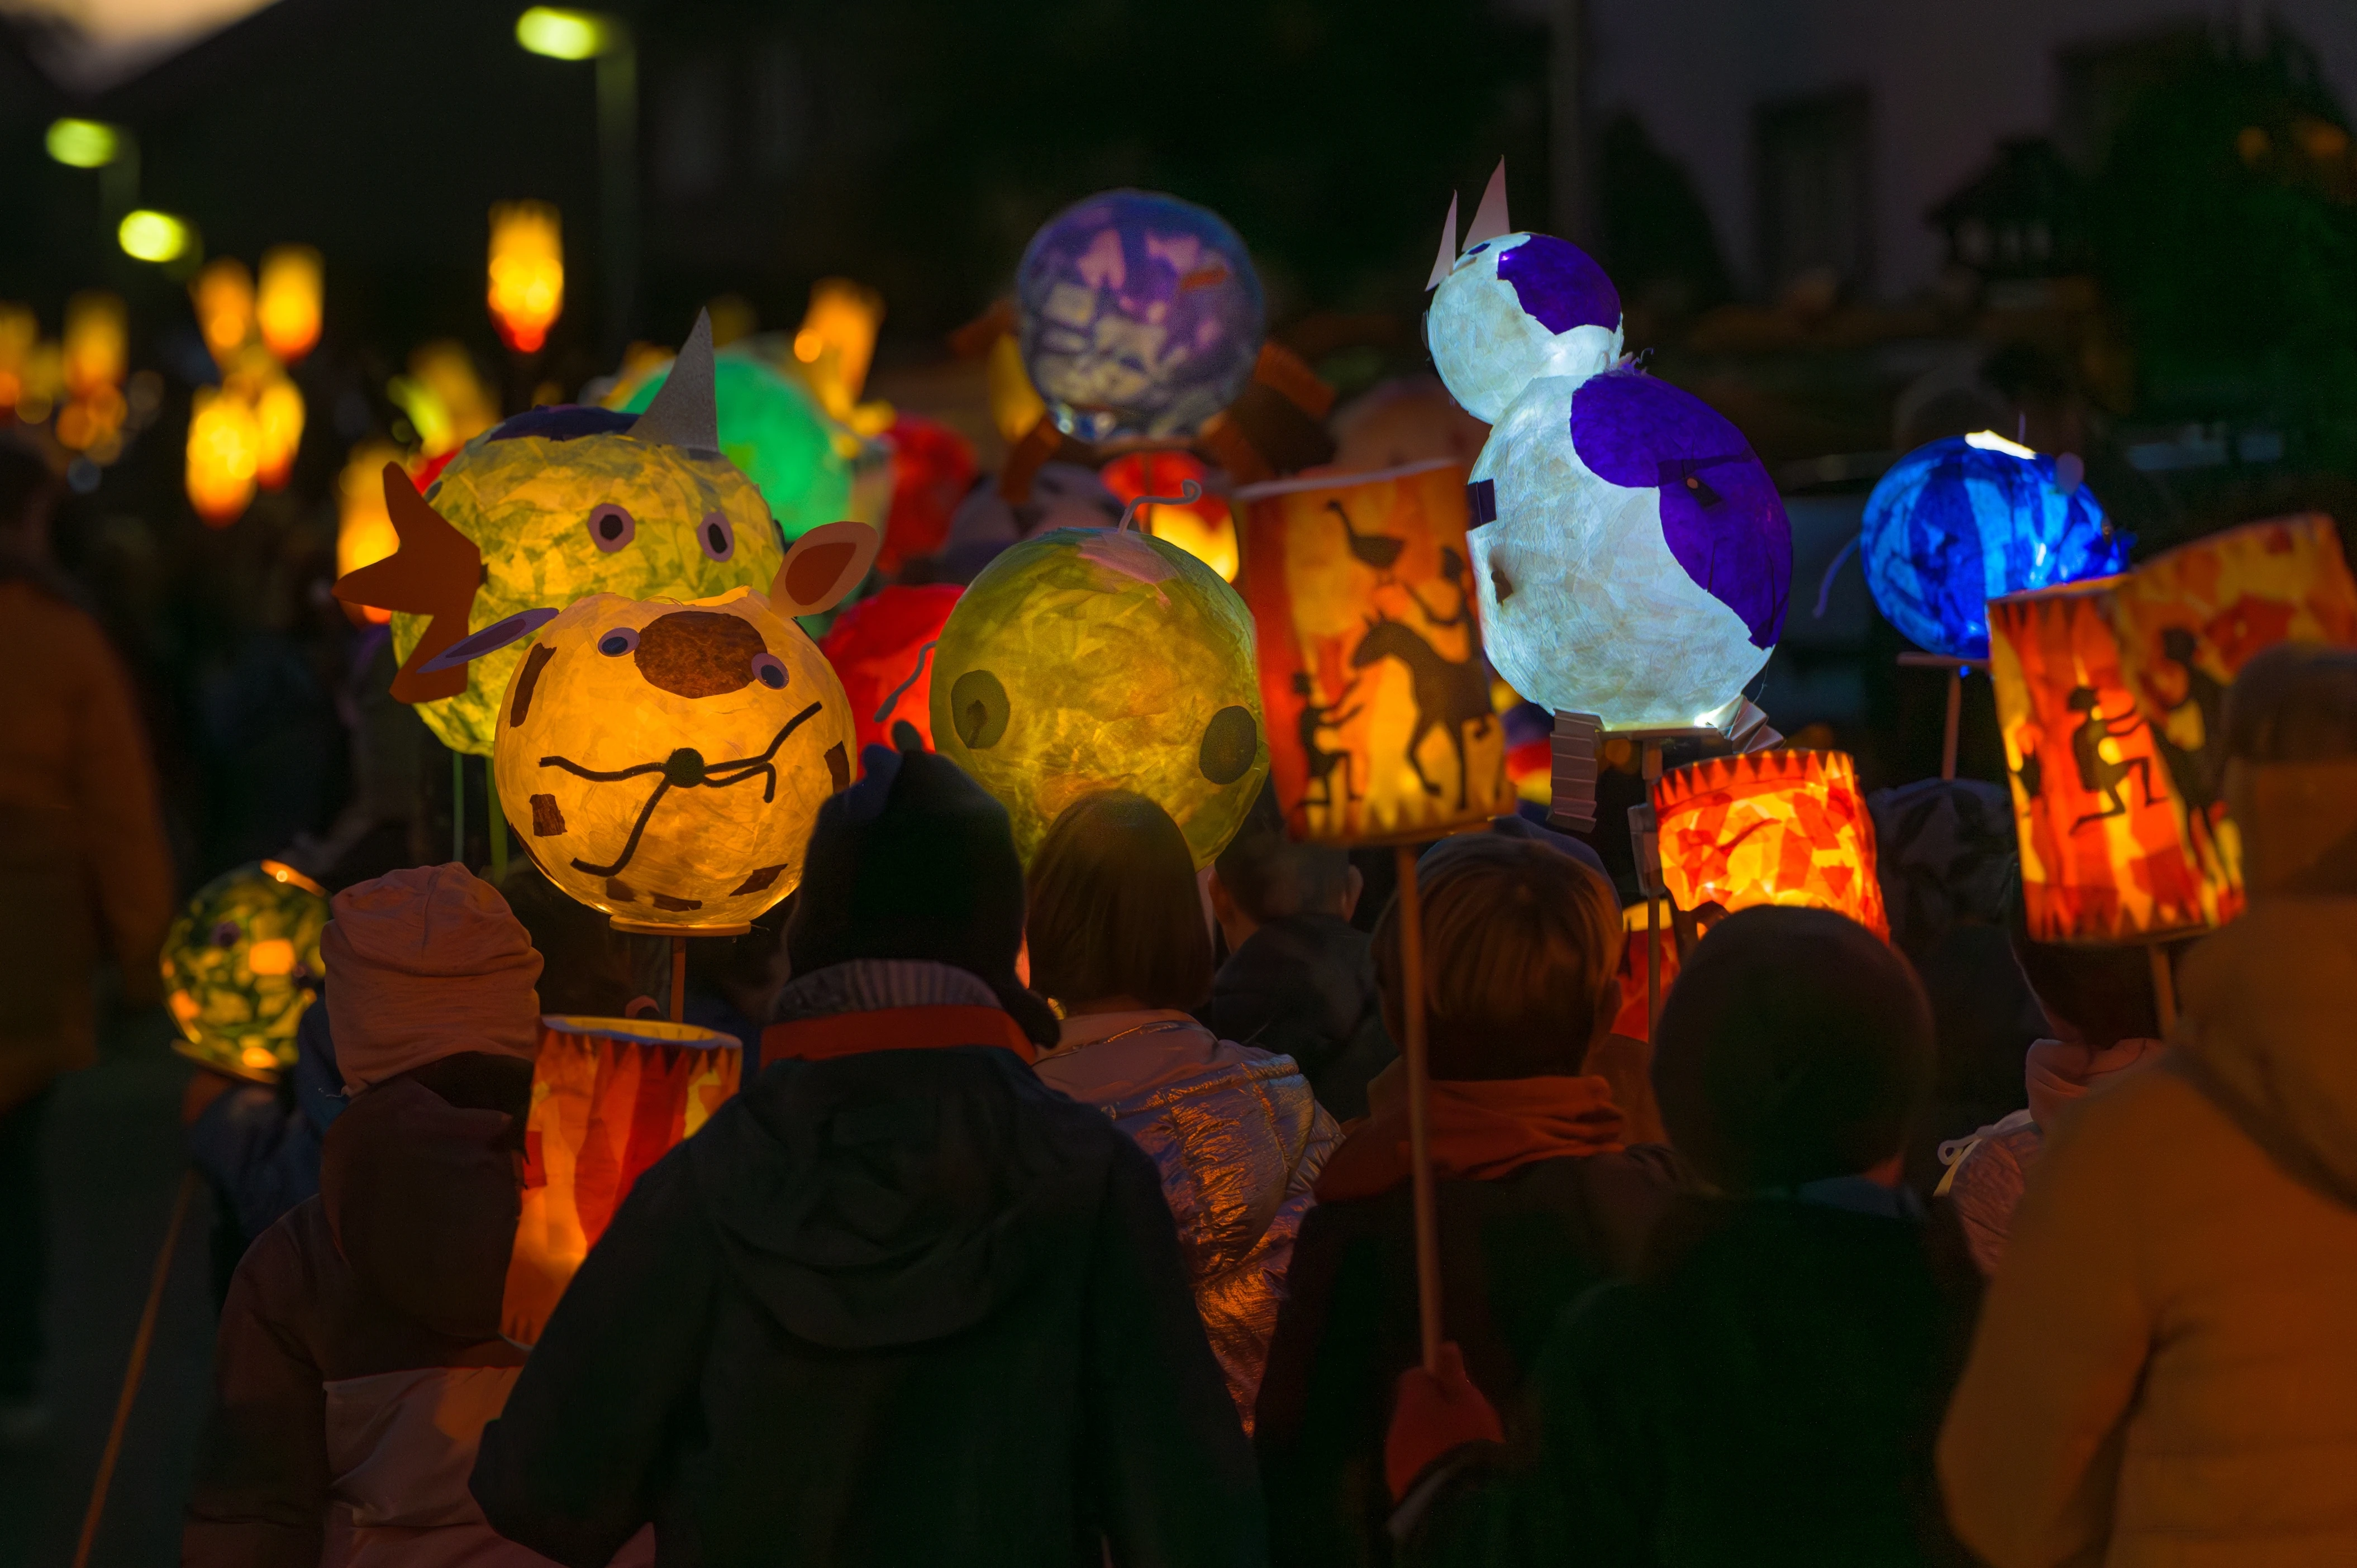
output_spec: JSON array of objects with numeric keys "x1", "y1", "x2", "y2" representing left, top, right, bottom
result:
[{"x1": 1387, "y1": 905, "x2": 1983, "y2": 1567}]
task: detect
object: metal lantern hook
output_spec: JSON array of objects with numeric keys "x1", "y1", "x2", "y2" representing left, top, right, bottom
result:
[{"x1": 1116, "y1": 478, "x2": 1203, "y2": 534}]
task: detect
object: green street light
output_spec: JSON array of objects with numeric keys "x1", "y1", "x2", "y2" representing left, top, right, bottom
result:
[
  {"x1": 46, "y1": 118, "x2": 122, "y2": 169},
  {"x1": 515, "y1": 6, "x2": 616, "y2": 60},
  {"x1": 118, "y1": 209, "x2": 195, "y2": 263}
]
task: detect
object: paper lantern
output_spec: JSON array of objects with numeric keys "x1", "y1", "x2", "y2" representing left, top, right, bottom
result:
[
  {"x1": 791, "y1": 277, "x2": 884, "y2": 423},
  {"x1": 252, "y1": 369, "x2": 304, "y2": 489},
  {"x1": 1991, "y1": 515, "x2": 2357, "y2": 942},
  {"x1": 819, "y1": 582, "x2": 961, "y2": 752},
  {"x1": 187, "y1": 386, "x2": 261, "y2": 525},
  {"x1": 257, "y1": 245, "x2": 323, "y2": 363},
  {"x1": 613, "y1": 348, "x2": 854, "y2": 542},
  {"x1": 493, "y1": 532, "x2": 871, "y2": 931},
  {"x1": 488, "y1": 201, "x2": 564, "y2": 354},
  {"x1": 502, "y1": 1015, "x2": 740, "y2": 1343},
  {"x1": 929, "y1": 525, "x2": 1267, "y2": 867},
  {"x1": 1862, "y1": 431, "x2": 2125, "y2": 659},
  {"x1": 1016, "y1": 189, "x2": 1265, "y2": 446},
  {"x1": 391, "y1": 341, "x2": 499, "y2": 460},
  {"x1": 191, "y1": 260, "x2": 254, "y2": 369},
  {"x1": 1427, "y1": 232, "x2": 1623, "y2": 423},
  {"x1": 1102, "y1": 450, "x2": 1237, "y2": 580},
  {"x1": 1468, "y1": 368, "x2": 1792, "y2": 728},
  {"x1": 339, "y1": 317, "x2": 790, "y2": 756},
  {"x1": 1652, "y1": 750, "x2": 1889, "y2": 937},
  {"x1": 1240, "y1": 458, "x2": 1508, "y2": 842},
  {"x1": 160, "y1": 860, "x2": 328, "y2": 1083},
  {"x1": 877, "y1": 414, "x2": 977, "y2": 574}
]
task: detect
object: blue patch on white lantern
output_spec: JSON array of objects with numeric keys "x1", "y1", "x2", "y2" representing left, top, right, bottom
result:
[
  {"x1": 1861, "y1": 432, "x2": 2124, "y2": 660},
  {"x1": 1467, "y1": 369, "x2": 1791, "y2": 728},
  {"x1": 1428, "y1": 233, "x2": 1623, "y2": 423},
  {"x1": 1016, "y1": 190, "x2": 1266, "y2": 446}
]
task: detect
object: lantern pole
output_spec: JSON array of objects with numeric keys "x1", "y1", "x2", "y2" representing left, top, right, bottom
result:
[
  {"x1": 452, "y1": 749, "x2": 466, "y2": 865},
  {"x1": 487, "y1": 757, "x2": 508, "y2": 881},
  {"x1": 670, "y1": 936, "x2": 688, "y2": 1024},
  {"x1": 1897, "y1": 653, "x2": 1989, "y2": 781},
  {"x1": 1392, "y1": 843, "x2": 1444, "y2": 1374},
  {"x1": 2149, "y1": 942, "x2": 2178, "y2": 1032},
  {"x1": 1643, "y1": 740, "x2": 1665, "y2": 1034}
]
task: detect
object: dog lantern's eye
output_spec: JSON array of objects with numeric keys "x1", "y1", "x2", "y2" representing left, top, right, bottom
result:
[{"x1": 598, "y1": 627, "x2": 640, "y2": 657}]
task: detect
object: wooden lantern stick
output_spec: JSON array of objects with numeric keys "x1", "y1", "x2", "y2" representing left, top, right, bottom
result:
[
  {"x1": 1941, "y1": 668, "x2": 1963, "y2": 783},
  {"x1": 1394, "y1": 842, "x2": 1444, "y2": 1375},
  {"x1": 1643, "y1": 740, "x2": 1665, "y2": 1035},
  {"x1": 451, "y1": 749, "x2": 466, "y2": 865},
  {"x1": 670, "y1": 936, "x2": 689, "y2": 1024},
  {"x1": 2149, "y1": 942, "x2": 2178, "y2": 1032},
  {"x1": 487, "y1": 755, "x2": 508, "y2": 881}
]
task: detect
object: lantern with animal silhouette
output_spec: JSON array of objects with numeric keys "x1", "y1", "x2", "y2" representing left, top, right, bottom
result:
[
  {"x1": 1651, "y1": 750, "x2": 1888, "y2": 937},
  {"x1": 1464, "y1": 368, "x2": 1792, "y2": 731},
  {"x1": 929, "y1": 522, "x2": 1266, "y2": 867},
  {"x1": 502, "y1": 1014, "x2": 740, "y2": 1343},
  {"x1": 819, "y1": 582, "x2": 961, "y2": 752},
  {"x1": 1861, "y1": 431, "x2": 2125, "y2": 660},
  {"x1": 1239, "y1": 459, "x2": 1507, "y2": 842},
  {"x1": 611, "y1": 346, "x2": 855, "y2": 544},
  {"x1": 1016, "y1": 189, "x2": 1265, "y2": 446},
  {"x1": 334, "y1": 313, "x2": 789, "y2": 756},
  {"x1": 485, "y1": 523, "x2": 873, "y2": 932},
  {"x1": 160, "y1": 860, "x2": 329, "y2": 1083},
  {"x1": 1426, "y1": 232, "x2": 1623, "y2": 424}
]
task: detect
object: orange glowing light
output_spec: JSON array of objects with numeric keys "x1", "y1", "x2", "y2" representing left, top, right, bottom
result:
[
  {"x1": 791, "y1": 277, "x2": 883, "y2": 420},
  {"x1": 252, "y1": 370, "x2": 304, "y2": 489},
  {"x1": 1102, "y1": 450, "x2": 1239, "y2": 582},
  {"x1": 335, "y1": 441, "x2": 402, "y2": 623},
  {"x1": 487, "y1": 201, "x2": 564, "y2": 354},
  {"x1": 63, "y1": 291, "x2": 125, "y2": 396},
  {"x1": 256, "y1": 245, "x2": 323, "y2": 362},
  {"x1": 1653, "y1": 749, "x2": 1888, "y2": 937},
  {"x1": 187, "y1": 386, "x2": 261, "y2": 525},
  {"x1": 191, "y1": 260, "x2": 255, "y2": 368}
]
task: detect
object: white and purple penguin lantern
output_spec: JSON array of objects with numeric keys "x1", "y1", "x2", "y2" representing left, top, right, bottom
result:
[{"x1": 1426, "y1": 231, "x2": 1625, "y2": 422}]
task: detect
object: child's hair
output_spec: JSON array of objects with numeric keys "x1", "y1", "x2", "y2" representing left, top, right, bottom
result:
[
  {"x1": 1651, "y1": 906, "x2": 1932, "y2": 1193},
  {"x1": 2008, "y1": 897, "x2": 2161, "y2": 1047},
  {"x1": 1213, "y1": 781, "x2": 1354, "y2": 923},
  {"x1": 1026, "y1": 790, "x2": 1214, "y2": 1011},
  {"x1": 498, "y1": 860, "x2": 664, "y2": 1016},
  {"x1": 1370, "y1": 834, "x2": 1622, "y2": 1080}
]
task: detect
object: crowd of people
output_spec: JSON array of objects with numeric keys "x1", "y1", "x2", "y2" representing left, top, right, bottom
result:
[{"x1": 5, "y1": 431, "x2": 2357, "y2": 1566}]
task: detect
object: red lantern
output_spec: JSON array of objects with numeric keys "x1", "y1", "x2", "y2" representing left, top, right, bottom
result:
[
  {"x1": 879, "y1": 415, "x2": 976, "y2": 575},
  {"x1": 819, "y1": 582, "x2": 963, "y2": 753},
  {"x1": 1651, "y1": 749, "x2": 1889, "y2": 938}
]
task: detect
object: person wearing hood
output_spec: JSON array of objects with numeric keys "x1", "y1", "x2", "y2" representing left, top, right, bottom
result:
[
  {"x1": 1028, "y1": 788, "x2": 1339, "y2": 1429},
  {"x1": 1256, "y1": 832, "x2": 1678, "y2": 1567},
  {"x1": 1383, "y1": 905, "x2": 1983, "y2": 1567},
  {"x1": 1935, "y1": 919, "x2": 2165, "y2": 1275},
  {"x1": 182, "y1": 864, "x2": 631, "y2": 1568},
  {"x1": 1940, "y1": 641, "x2": 2357, "y2": 1567},
  {"x1": 1201, "y1": 783, "x2": 1392, "y2": 1121},
  {"x1": 470, "y1": 732, "x2": 1262, "y2": 1567}
]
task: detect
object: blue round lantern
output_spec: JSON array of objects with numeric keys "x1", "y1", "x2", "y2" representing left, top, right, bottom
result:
[
  {"x1": 1862, "y1": 433, "x2": 2124, "y2": 660},
  {"x1": 1016, "y1": 189, "x2": 1266, "y2": 446}
]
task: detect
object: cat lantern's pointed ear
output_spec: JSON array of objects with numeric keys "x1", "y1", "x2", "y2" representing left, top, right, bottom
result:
[{"x1": 770, "y1": 521, "x2": 880, "y2": 617}]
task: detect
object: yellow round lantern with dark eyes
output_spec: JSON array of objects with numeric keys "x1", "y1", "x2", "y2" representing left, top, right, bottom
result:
[
  {"x1": 494, "y1": 584, "x2": 859, "y2": 932},
  {"x1": 929, "y1": 525, "x2": 1268, "y2": 868},
  {"x1": 160, "y1": 859, "x2": 330, "y2": 1083}
]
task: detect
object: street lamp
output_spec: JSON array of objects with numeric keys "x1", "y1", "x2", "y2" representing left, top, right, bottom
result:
[
  {"x1": 47, "y1": 117, "x2": 142, "y2": 258},
  {"x1": 118, "y1": 209, "x2": 196, "y2": 265},
  {"x1": 516, "y1": 7, "x2": 635, "y2": 359}
]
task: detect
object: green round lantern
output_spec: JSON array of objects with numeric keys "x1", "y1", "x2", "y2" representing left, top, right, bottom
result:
[
  {"x1": 161, "y1": 860, "x2": 330, "y2": 1084},
  {"x1": 930, "y1": 526, "x2": 1268, "y2": 868},
  {"x1": 615, "y1": 349, "x2": 854, "y2": 543}
]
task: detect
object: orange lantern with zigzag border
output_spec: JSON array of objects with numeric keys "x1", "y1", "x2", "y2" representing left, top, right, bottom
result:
[{"x1": 1651, "y1": 749, "x2": 1888, "y2": 937}]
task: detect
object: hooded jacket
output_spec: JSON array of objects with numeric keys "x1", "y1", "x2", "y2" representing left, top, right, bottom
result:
[
  {"x1": 1034, "y1": 1011, "x2": 1339, "y2": 1428},
  {"x1": 1940, "y1": 897, "x2": 2357, "y2": 1567},
  {"x1": 1200, "y1": 913, "x2": 1395, "y2": 1121},
  {"x1": 470, "y1": 975, "x2": 1263, "y2": 1567},
  {"x1": 183, "y1": 1066, "x2": 628, "y2": 1568}
]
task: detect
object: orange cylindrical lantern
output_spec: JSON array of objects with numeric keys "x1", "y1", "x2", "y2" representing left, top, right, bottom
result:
[
  {"x1": 1651, "y1": 749, "x2": 1888, "y2": 937},
  {"x1": 502, "y1": 1016, "x2": 740, "y2": 1343},
  {"x1": 818, "y1": 582, "x2": 961, "y2": 753},
  {"x1": 1239, "y1": 457, "x2": 1508, "y2": 843}
]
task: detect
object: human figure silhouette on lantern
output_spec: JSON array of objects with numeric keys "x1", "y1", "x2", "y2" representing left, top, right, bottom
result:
[
  {"x1": 2065, "y1": 685, "x2": 2159, "y2": 833},
  {"x1": 1349, "y1": 611, "x2": 1492, "y2": 809},
  {"x1": 2153, "y1": 626, "x2": 2227, "y2": 812},
  {"x1": 1327, "y1": 499, "x2": 1405, "y2": 578},
  {"x1": 1293, "y1": 670, "x2": 1364, "y2": 811}
]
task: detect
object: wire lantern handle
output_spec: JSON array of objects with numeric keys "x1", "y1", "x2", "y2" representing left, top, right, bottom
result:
[{"x1": 1116, "y1": 478, "x2": 1203, "y2": 534}]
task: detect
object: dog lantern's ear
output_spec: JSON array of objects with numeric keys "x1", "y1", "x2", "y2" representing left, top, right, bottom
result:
[{"x1": 770, "y1": 520, "x2": 880, "y2": 617}]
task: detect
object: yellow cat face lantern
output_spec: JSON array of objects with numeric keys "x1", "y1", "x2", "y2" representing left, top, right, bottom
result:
[
  {"x1": 332, "y1": 313, "x2": 788, "y2": 756},
  {"x1": 930, "y1": 514, "x2": 1267, "y2": 868},
  {"x1": 471, "y1": 523, "x2": 874, "y2": 931}
]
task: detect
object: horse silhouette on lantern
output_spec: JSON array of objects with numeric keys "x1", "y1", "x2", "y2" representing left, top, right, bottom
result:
[{"x1": 1349, "y1": 611, "x2": 1492, "y2": 809}]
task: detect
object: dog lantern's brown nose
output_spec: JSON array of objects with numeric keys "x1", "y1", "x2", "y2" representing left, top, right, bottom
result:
[{"x1": 634, "y1": 611, "x2": 768, "y2": 698}]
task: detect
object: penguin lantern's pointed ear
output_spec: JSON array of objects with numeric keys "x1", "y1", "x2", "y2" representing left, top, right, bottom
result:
[
  {"x1": 629, "y1": 308, "x2": 722, "y2": 456},
  {"x1": 770, "y1": 521, "x2": 880, "y2": 617}
]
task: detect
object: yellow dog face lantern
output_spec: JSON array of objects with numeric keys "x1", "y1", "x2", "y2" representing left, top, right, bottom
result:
[
  {"x1": 332, "y1": 312, "x2": 789, "y2": 756},
  {"x1": 474, "y1": 522, "x2": 874, "y2": 932}
]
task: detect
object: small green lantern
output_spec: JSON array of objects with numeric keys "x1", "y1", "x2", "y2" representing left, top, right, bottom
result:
[
  {"x1": 614, "y1": 348, "x2": 855, "y2": 544},
  {"x1": 161, "y1": 860, "x2": 330, "y2": 1083}
]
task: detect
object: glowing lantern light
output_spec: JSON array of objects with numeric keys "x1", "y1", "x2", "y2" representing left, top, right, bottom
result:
[
  {"x1": 818, "y1": 582, "x2": 962, "y2": 752},
  {"x1": 930, "y1": 523, "x2": 1267, "y2": 867},
  {"x1": 1016, "y1": 189, "x2": 1265, "y2": 446},
  {"x1": 55, "y1": 292, "x2": 128, "y2": 456},
  {"x1": 612, "y1": 348, "x2": 853, "y2": 542},
  {"x1": 192, "y1": 258, "x2": 255, "y2": 367},
  {"x1": 877, "y1": 414, "x2": 976, "y2": 574},
  {"x1": 0, "y1": 306, "x2": 34, "y2": 417},
  {"x1": 187, "y1": 386, "x2": 261, "y2": 525},
  {"x1": 515, "y1": 6, "x2": 618, "y2": 60},
  {"x1": 791, "y1": 277, "x2": 884, "y2": 423},
  {"x1": 501, "y1": 1016, "x2": 739, "y2": 1343},
  {"x1": 389, "y1": 340, "x2": 499, "y2": 459},
  {"x1": 489, "y1": 526, "x2": 873, "y2": 931},
  {"x1": 1466, "y1": 368, "x2": 1792, "y2": 730},
  {"x1": 1862, "y1": 431, "x2": 2126, "y2": 659},
  {"x1": 253, "y1": 369, "x2": 305, "y2": 489},
  {"x1": 1652, "y1": 749, "x2": 1889, "y2": 937},
  {"x1": 1427, "y1": 232, "x2": 1623, "y2": 423},
  {"x1": 1239, "y1": 458, "x2": 1508, "y2": 842},
  {"x1": 118, "y1": 209, "x2": 194, "y2": 264},
  {"x1": 337, "y1": 314, "x2": 791, "y2": 756},
  {"x1": 1102, "y1": 450, "x2": 1237, "y2": 581},
  {"x1": 1990, "y1": 514, "x2": 2357, "y2": 942},
  {"x1": 45, "y1": 118, "x2": 121, "y2": 169},
  {"x1": 257, "y1": 245, "x2": 323, "y2": 363},
  {"x1": 488, "y1": 201, "x2": 564, "y2": 353},
  {"x1": 336, "y1": 442, "x2": 402, "y2": 624},
  {"x1": 159, "y1": 859, "x2": 329, "y2": 1083}
]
